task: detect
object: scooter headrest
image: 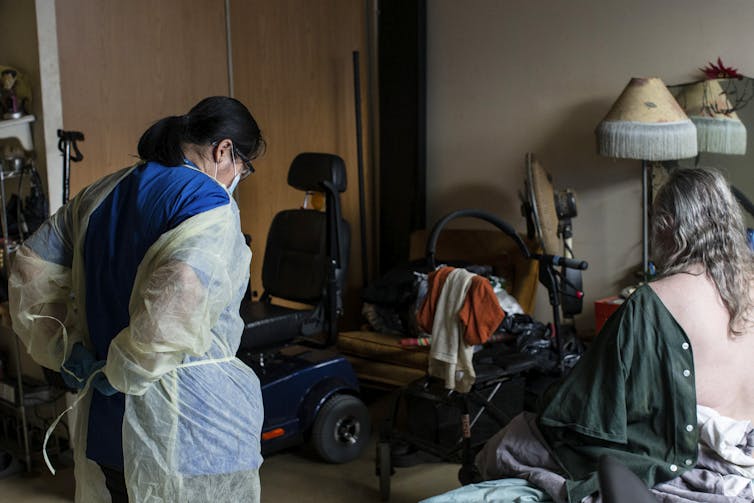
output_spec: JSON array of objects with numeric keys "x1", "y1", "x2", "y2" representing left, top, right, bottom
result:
[{"x1": 287, "y1": 153, "x2": 347, "y2": 193}]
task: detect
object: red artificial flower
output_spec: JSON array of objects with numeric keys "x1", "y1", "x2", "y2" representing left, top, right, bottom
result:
[{"x1": 700, "y1": 57, "x2": 743, "y2": 79}]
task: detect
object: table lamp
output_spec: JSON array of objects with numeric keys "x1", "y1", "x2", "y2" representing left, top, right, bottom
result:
[
  {"x1": 674, "y1": 78, "x2": 746, "y2": 155},
  {"x1": 596, "y1": 77, "x2": 698, "y2": 279}
]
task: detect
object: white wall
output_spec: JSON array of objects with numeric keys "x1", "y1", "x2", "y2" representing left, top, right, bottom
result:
[
  {"x1": 34, "y1": 0, "x2": 64, "y2": 213},
  {"x1": 426, "y1": 0, "x2": 754, "y2": 332}
]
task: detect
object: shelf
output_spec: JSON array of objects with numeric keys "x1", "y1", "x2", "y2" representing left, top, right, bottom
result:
[
  {"x1": 0, "y1": 163, "x2": 28, "y2": 179},
  {"x1": 0, "y1": 167, "x2": 27, "y2": 181},
  {"x1": 0, "y1": 379, "x2": 66, "y2": 409},
  {"x1": 0, "y1": 403, "x2": 71, "y2": 471},
  {"x1": 0, "y1": 119, "x2": 47, "y2": 472},
  {"x1": 0, "y1": 115, "x2": 36, "y2": 151},
  {"x1": 0, "y1": 115, "x2": 35, "y2": 131}
]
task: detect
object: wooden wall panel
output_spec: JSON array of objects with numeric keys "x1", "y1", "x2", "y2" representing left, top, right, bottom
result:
[
  {"x1": 231, "y1": 0, "x2": 373, "y2": 327},
  {"x1": 56, "y1": 0, "x2": 229, "y2": 195},
  {"x1": 55, "y1": 0, "x2": 373, "y2": 329}
]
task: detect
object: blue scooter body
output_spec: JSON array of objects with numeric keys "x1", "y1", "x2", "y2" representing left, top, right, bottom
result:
[{"x1": 241, "y1": 344, "x2": 361, "y2": 455}]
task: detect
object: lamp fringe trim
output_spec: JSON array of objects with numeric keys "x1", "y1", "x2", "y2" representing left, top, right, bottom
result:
[
  {"x1": 692, "y1": 116, "x2": 747, "y2": 155},
  {"x1": 596, "y1": 120, "x2": 698, "y2": 160}
]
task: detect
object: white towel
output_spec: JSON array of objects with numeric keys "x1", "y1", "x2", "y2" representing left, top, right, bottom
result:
[{"x1": 428, "y1": 268, "x2": 476, "y2": 392}]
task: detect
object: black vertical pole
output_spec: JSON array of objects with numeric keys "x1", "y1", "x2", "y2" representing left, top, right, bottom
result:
[
  {"x1": 641, "y1": 160, "x2": 649, "y2": 281},
  {"x1": 62, "y1": 141, "x2": 71, "y2": 204},
  {"x1": 353, "y1": 51, "x2": 369, "y2": 288}
]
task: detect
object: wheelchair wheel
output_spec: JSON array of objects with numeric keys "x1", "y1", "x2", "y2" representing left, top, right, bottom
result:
[
  {"x1": 377, "y1": 441, "x2": 391, "y2": 501},
  {"x1": 458, "y1": 463, "x2": 482, "y2": 486},
  {"x1": 311, "y1": 394, "x2": 370, "y2": 463}
]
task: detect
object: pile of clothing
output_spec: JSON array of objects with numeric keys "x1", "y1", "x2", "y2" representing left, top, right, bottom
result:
[{"x1": 416, "y1": 266, "x2": 514, "y2": 393}]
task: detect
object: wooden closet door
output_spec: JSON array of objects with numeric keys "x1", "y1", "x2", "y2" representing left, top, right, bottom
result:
[
  {"x1": 56, "y1": 0, "x2": 229, "y2": 195},
  {"x1": 56, "y1": 0, "x2": 373, "y2": 328},
  {"x1": 230, "y1": 0, "x2": 373, "y2": 326}
]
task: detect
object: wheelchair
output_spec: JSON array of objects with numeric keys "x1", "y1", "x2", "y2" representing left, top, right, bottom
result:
[
  {"x1": 236, "y1": 152, "x2": 370, "y2": 464},
  {"x1": 376, "y1": 209, "x2": 588, "y2": 500}
]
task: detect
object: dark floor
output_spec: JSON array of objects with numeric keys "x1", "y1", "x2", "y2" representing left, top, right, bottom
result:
[{"x1": 0, "y1": 389, "x2": 462, "y2": 502}]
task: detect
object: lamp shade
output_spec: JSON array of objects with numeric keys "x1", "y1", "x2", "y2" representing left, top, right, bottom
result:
[
  {"x1": 596, "y1": 77, "x2": 698, "y2": 160},
  {"x1": 674, "y1": 79, "x2": 746, "y2": 155}
]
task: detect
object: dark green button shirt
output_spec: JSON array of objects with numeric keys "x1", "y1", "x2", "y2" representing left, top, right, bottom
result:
[{"x1": 538, "y1": 285, "x2": 698, "y2": 502}]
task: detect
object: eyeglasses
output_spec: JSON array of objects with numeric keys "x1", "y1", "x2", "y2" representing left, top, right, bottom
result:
[
  {"x1": 233, "y1": 148, "x2": 255, "y2": 180},
  {"x1": 212, "y1": 140, "x2": 255, "y2": 179}
]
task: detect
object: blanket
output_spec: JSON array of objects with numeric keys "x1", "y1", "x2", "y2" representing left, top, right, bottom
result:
[{"x1": 421, "y1": 408, "x2": 754, "y2": 503}]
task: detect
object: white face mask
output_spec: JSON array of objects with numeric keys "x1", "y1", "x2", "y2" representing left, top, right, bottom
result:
[
  {"x1": 227, "y1": 146, "x2": 241, "y2": 194},
  {"x1": 227, "y1": 172, "x2": 241, "y2": 194}
]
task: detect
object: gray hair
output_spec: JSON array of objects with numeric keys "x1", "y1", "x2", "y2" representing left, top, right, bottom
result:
[{"x1": 652, "y1": 167, "x2": 754, "y2": 335}]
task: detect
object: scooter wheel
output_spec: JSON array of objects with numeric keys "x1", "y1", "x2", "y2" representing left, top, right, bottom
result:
[{"x1": 311, "y1": 394, "x2": 371, "y2": 463}]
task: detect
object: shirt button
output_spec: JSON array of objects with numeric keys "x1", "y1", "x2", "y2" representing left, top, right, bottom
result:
[
  {"x1": 685, "y1": 424, "x2": 694, "y2": 432},
  {"x1": 670, "y1": 464, "x2": 678, "y2": 472},
  {"x1": 683, "y1": 369, "x2": 691, "y2": 377},
  {"x1": 682, "y1": 342, "x2": 689, "y2": 350},
  {"x1": 685, "y1": 459, "x2": 693, "y2": 466}
]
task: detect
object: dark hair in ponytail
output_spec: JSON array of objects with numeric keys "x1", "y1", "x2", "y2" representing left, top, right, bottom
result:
[{"x1": 137, "y1": 96, "x2": 265, "y2": 167}]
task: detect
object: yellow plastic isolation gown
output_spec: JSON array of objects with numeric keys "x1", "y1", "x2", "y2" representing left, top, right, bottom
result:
[{"x1": 9, "y1": 166, "x2": 263, "y2": 502}]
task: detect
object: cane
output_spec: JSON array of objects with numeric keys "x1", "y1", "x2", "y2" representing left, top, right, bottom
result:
[{"x1": 57, "y1": 129, "x2": 84, "y2": 205}]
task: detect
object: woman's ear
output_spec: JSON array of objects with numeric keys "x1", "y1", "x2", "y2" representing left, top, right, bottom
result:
[{"x1": 212, "y1": 139, "x2": 233, "y2": 163}]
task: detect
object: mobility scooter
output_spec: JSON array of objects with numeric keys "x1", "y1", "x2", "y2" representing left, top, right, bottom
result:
[{"x1": 236, "y1": 153, "x2": 370, "y2": 464}]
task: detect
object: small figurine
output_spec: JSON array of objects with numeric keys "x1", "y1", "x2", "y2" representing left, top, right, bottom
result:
[{"x1": 1, "y1": 69, "x2": 23, "y2": 119}]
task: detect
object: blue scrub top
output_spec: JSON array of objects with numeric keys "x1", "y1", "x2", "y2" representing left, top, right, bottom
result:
[{"x1": 84, "y1": 161, "x2": 229, "y2": 468}]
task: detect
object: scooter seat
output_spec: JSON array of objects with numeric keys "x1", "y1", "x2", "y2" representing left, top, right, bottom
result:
[{"x1": 239, "y1": 300, "x2": 316, "y2": 350}]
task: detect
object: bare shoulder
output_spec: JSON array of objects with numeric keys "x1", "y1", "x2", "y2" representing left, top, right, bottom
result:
[
  {"x1": 648, "y1": 273, "x2": 722, "y2": 319},
  {"x1": 648, "y1": 272, "x2": 732, "y2": 352}
]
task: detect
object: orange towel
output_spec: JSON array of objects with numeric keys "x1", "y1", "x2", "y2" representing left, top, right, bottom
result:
[
  {"x1": 458, "y1": 275, "x2": 505, "y2": 345},
  {"x1": 417, "y1": 266, "x2": 454, "y2": 333}
]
